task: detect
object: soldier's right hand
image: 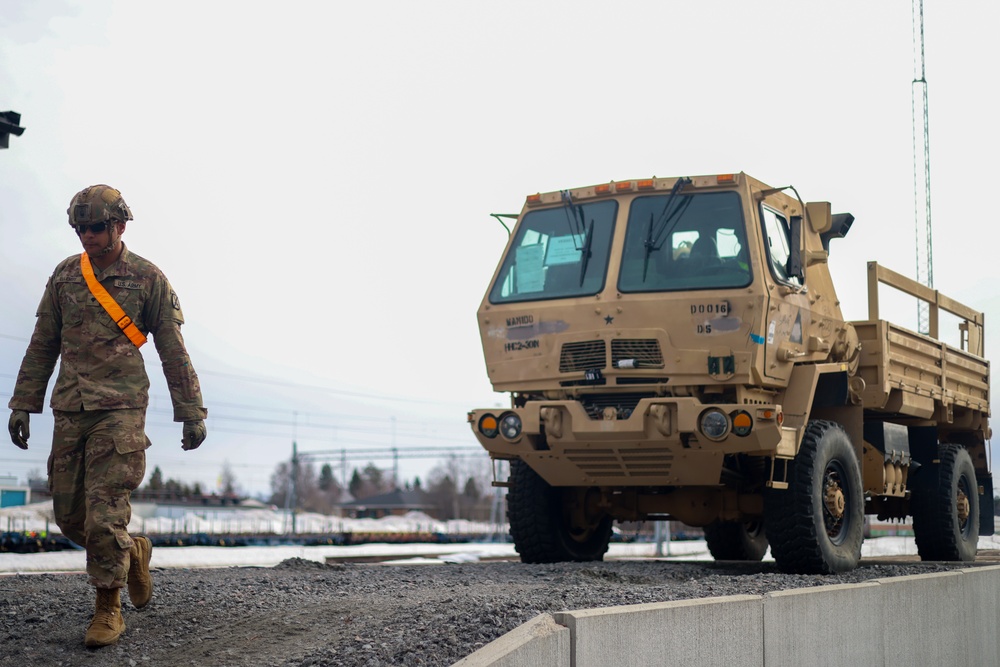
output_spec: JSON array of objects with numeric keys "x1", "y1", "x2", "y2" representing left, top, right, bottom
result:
[{"x1": 8, "y1": 410, "x2": 29, "y2": 450}]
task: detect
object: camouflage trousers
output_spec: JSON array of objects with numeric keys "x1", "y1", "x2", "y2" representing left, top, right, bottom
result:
[{"x1": 49, "y1": 409, "x2": 150, "y2": 589}]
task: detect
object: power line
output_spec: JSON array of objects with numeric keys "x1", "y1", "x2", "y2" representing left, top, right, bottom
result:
[{"x1": 1, "y1": 337, "x2": 497, "y2": 411}]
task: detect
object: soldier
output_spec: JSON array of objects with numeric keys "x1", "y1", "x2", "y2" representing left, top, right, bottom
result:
[{"x1": 6, "y1": 185, "x2": 207, "y2": 648}]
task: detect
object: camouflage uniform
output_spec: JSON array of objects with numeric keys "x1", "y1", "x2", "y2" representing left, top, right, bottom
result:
[{"x1": 9, "y1": 244, "x2": 206, "y2": 588}]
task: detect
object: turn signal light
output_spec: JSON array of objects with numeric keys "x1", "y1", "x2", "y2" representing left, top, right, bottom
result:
[
  {"x1": 478, "y1": 414, "x2": 499, "y2": 439},
  {"x1": 730, "y1": 410, "x2": 753, "y2": 437}
]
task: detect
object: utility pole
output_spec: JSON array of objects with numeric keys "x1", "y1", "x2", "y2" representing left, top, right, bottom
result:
[
  {"x1": 912, "y1": 0, "x2": 934, "y2": 334},
  {"x1": 291, "y1": 441, "x2": 299, "y2": 534},
  {"x1": 391, "y1": 416, "x2": 399, "y2": 487}
]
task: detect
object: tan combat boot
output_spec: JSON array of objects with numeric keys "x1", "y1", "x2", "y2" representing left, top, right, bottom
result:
[
  {"x1": 84, "y1": 587, "x2": 125, "y2": 648},
  {"x1": 128, "y1": 535, "x2": 153, "y2": 608}
]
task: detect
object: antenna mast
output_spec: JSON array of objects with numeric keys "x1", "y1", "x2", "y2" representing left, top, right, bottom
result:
[{"x1": 912, "y1": 0, "x2": 933, "y2": 334}]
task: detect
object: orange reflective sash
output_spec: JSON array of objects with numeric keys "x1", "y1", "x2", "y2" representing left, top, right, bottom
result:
[{"x1": 80, "y1": 252, "x2": 147, "y2": 348}]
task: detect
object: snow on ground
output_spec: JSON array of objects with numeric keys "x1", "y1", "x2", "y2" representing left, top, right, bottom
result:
[
  {"x1": 0, "y1": 501, "x2": 485, "y2": 537},
  {"x1": 6, "y1": 536, "x2": 1000, "y2": 576},
  {"x1": 4, "y1": 500, "x2": 999, "y2": 575}
]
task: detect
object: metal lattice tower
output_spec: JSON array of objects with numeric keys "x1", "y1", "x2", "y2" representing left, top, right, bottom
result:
[{"x1": 912, "y1": 0, "x2": 934, "y2": 334}]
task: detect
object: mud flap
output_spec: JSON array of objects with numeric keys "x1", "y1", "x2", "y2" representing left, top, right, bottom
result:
[{"x1": 979, "y1": 473, "x2": 994, "y2": 536}]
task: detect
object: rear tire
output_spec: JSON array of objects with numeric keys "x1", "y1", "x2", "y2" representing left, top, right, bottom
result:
[
  {"x1": 704, "y1": 520, "x2": 768, "y2": 561},
  {"x1": 507, "y1": 460, "x2": 612, "y2": 563},
  {"x1": 764, "y1": 420, "x2": 864, "y2": 574},
  {"x1": 911, "y1": 444, "x2": 979, "y2": 562}
]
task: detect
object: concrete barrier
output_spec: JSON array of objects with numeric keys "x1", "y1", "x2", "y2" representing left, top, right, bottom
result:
[
  {"x1": 452, "y1": 613, "x2": 571, "y2": 667},
  {"x1": 555, "y1": 595, "x2": 761, "y2": 667},
  {"x1": 454, "y1": 565, "x2": 1000, "y2": 666}
]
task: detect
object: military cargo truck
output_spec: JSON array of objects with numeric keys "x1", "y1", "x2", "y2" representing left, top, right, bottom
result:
[{"x1": 468, "y1": 172, "x2": 991, "y2": 574}]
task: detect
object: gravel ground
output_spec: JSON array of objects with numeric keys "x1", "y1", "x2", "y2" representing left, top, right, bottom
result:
[{"x1": 0, "y1": 556, "x2": 964, "y2": 666}]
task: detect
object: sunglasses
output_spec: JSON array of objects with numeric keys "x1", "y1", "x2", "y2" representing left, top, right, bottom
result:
[{"x1": 74, "y1": 222, "x2": 110, "y2": 235}]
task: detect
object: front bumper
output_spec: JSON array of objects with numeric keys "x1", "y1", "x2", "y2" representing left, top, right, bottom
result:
[{"x1": 469, "y1": 397, "x2": 784, "y2": 487}]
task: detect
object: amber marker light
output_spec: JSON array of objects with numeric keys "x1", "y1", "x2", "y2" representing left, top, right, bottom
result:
[
  {"x1": 731, "y1": 410, "x2": 753, "y2": 437},
  {"x1": 525, "y1": 193, "x2": 542, "y2": 205},
  {"x1": 717, "y1": 174, "x2": 736, "y2": 184},
  {"x1": 478, "y1": 414, "x2": 499, "y2": 438},
  {"x1": 614, "y1": 181, "x2": 634, "y2": 192},
  {"x1": 595, "y1": 183, "x2": 612, "y2": 195}
]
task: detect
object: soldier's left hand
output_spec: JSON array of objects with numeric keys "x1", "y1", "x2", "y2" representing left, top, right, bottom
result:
[
  {"x1": 8, "y1": 410, "x2": 30, "y2": 450},
  {"x1": 181, "y1": 420, "x2": 206, "y2": 451}
]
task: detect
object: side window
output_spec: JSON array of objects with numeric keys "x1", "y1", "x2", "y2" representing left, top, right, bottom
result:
[{"x1": 760, "y1": 206, "x2": 801, "y2": 286}]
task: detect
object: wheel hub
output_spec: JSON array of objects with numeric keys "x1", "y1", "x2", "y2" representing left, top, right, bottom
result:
[
  {"x1": 957, "y1": 489, "x2": 970, "y2": 525},
  {"x1": 824, "y1": 480, "x2": 845, "y2": 518}
]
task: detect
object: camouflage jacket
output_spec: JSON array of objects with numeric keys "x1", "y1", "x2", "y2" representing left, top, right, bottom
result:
[{"x1": 9, "y1": 245, "x2": 207, "y2": 422}]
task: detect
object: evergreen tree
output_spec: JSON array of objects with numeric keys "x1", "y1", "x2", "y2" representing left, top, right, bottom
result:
[
  {"x1": 148, "y1": 466, "x2": 164, "y2": 491},
  {"x1": 348, "y1": 469, "x2": 364, "y2": 499},
  {"x1": 319, "y1": 464, "x2": 336, "y2": 492}
]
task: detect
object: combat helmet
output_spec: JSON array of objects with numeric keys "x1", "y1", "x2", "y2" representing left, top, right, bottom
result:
[{"x1": 67, "y1": 185, "x2": 133, "y2": 227}]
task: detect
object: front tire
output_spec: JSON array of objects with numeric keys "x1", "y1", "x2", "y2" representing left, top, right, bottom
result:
[
  {"x1": 704, "y1": 520, "x2": 768, "y2": 561},
  {"x1": 506, "y1": 460, "x2": 612, "y2": 563},
  {"x1": 764, "y1": 420, "x2": 864, "y2": 574},
  {"x1": 911, "y1": 444, "x2": 979, "y2": 562}
]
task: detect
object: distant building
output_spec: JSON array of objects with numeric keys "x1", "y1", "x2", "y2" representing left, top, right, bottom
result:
[
  {"x1": 337, "y1": 488, "x2": 434, "y2": 519},
  {"x1": 0, "y1": 475, "x2": 31, "y2": 508},
  {"x1": 130, "y1": 492, "x2": 263, "y2": 520}
]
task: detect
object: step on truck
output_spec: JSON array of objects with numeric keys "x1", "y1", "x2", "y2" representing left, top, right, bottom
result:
[{"x1": 468, "y1": 172, "x2": 992, "y2": 574}]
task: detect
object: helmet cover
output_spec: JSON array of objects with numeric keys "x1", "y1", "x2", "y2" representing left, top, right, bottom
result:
[{"x1": 67, "y1": 185, "x2": 133, "y2": 227}]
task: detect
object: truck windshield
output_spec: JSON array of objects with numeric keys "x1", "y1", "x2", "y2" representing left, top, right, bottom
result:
[
  {"x1": 488, "y1": 200, "x2": 617, "y2": 304},
  {"x1": 618, "y1": 191, "x2": 751, "y2": 292}
]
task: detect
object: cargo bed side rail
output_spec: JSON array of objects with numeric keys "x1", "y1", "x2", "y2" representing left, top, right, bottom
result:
[{"x1": 867, "y1": 261, "x2": 985, "y2": 356}]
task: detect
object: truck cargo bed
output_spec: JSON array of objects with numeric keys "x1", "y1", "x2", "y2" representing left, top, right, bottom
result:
[{"x1": 854, "y1": 319, "x2": 989, "y2": 420}]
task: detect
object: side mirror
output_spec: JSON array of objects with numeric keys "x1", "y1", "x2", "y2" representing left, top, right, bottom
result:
[{"x1": 806, "y1": 201, "x2": 832, "y2": 234}]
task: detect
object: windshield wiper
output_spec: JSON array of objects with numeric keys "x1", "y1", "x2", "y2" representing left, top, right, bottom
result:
[
  {"x1": 578, "y1": 219, "x2": 594, "y2": 286},
  {"x1": 561, "y1": 190, "x2": 587, "y2": 249},
  {"x1": 643, "y1": 177, "x2": 692, "y2": 274},
  {"x1": 642, "y1": 212, "x2": 654, "y2": 281}
]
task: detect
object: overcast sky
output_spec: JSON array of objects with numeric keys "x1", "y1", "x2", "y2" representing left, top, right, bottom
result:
[{"x1": 2, "y1": 1, "x2": 997, "y2": 497}]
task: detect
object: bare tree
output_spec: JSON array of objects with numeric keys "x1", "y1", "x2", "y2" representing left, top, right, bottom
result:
[
  {"x1": 219, "y1": 460, "x2": 238, "y2": 496},
  {"x1": 427, "y1": 456, "x2": 491, "y2": 520},
  {"x1": 268, "y1": 461, "x2": 320, "y2": 511}
]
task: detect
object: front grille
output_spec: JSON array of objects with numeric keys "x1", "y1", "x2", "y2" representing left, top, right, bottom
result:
[
  {"x1": 611, "y1": 339, "x2": 663, "y2": 367},
  {"x1": 559, "y1": 341, "x2": 606, "y2": 372},
  {"x1": 565, "y1": 447, "x2": 673, "y2": 477},
  {"x1": 579, "y1": 393, "x2": 654, "y2": 419}
]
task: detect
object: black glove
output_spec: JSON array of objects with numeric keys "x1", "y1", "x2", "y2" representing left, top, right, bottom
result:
[
  {"x1": 8, "y1": 410, "x2": 29, "y2": 450},
  {"x1": 182, "y1": 420, "x2": 206, "y2": 451}
]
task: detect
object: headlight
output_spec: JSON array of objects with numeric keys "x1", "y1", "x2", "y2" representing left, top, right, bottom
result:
[
  {"x1": 699, "y1": 409, "x2": 730, "y2": 441},
  {"x1": 478, "y1": 414, "x2": 499, "y2": 439},
  {"x1": 499, "y1": 412, "x2": 523, "y2": 441}
]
